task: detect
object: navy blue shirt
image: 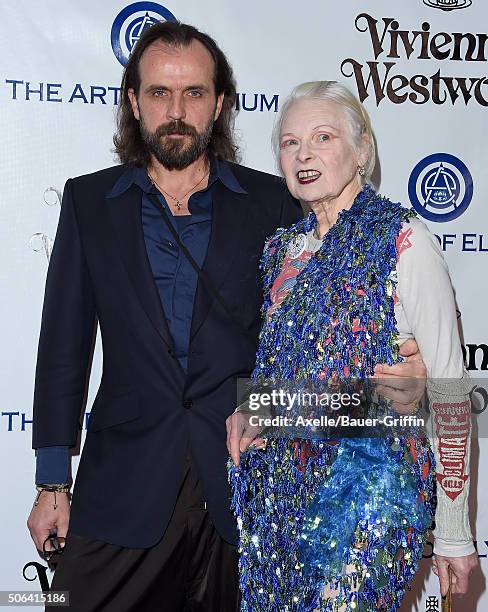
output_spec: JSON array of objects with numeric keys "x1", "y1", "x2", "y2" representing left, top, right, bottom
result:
[{"x1": 35, "y1": 158, "x2": 246, "y2": 484}]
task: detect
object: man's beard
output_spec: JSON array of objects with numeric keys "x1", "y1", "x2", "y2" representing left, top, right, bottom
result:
[{"x1": 140, "y1": 115, "x2": 214, "y2": 171}]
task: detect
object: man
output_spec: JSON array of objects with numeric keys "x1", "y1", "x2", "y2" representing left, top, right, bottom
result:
[{"x1": 28, "y1": 21, "x2": 426, "y2": 611}]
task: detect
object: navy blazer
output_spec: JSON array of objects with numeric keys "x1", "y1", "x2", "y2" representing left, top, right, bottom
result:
[{"x1": 32, "y1": 162, "x2": 301, "y2": 547}]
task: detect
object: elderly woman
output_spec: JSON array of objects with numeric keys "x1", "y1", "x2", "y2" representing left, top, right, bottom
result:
[{"x1": 228, "y1": 82, "x2": 478, "y2": 611}]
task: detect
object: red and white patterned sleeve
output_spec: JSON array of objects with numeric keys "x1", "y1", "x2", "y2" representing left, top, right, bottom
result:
[{"x1": 396, "y1": 217, "x2": 475, "y2": 557}]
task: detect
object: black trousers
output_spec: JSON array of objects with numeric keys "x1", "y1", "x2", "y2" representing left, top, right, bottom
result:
[{"x1": 48, "y1": 451, "x2": 240, "y2": 611}]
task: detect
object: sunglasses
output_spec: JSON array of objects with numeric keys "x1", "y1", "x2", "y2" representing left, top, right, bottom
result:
[{"x1": 42, "y1": 528, "x2": 66, "y2": 563}]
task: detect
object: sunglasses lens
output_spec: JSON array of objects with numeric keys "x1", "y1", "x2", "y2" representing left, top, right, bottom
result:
[{"x1": 42, "y1": 535, "x2": 66, "y2": 560}]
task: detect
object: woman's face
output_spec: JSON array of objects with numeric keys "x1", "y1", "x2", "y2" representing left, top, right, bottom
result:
[{"x1": 279, "y1": 98, "x2": 366, "y2": 206}]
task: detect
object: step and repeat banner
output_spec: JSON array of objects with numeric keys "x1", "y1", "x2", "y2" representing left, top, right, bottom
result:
[{"x1": 1, "y1": 1, "x2": 487, "y2": 609}]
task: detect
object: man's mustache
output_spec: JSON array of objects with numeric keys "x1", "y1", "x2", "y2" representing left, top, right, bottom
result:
[{"x1": 155, "y1": 120, "x2": 198, "y2": 137}]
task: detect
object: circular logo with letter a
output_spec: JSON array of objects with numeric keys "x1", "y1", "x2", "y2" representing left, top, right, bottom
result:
[
  {"x1": 111, "y1": 2, "x2": 176, "y2": 67},
  {"x1": 408, "y1": 153, "x2": 473, "y2": 222}
]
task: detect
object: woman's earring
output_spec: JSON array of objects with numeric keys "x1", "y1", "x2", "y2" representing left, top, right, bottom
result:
[{"x1": 358, "y1": 166, "x2": 366, "y2": 176}]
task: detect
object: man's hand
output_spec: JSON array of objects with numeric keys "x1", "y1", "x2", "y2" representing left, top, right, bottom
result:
[
  {"x1": 373, "y1": 339, "x2": 427, "y2": 412},
  {"x1": 27, "y1": 491, "x2": 70, "y2": 553},
  {"x1": 433, "y1": 552, "x2": 479, "y2": 596},
  {"x1": 226, "y1": 411, "x2": 266, "y2": 467}
]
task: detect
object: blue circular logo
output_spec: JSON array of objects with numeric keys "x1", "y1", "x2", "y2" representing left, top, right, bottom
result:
[
  {"x1": 111, "y1": 2, "x2": 177, "y2": 67},
  {"x1": 408, "y1": 153, "x2": 473, "y2": 222}
]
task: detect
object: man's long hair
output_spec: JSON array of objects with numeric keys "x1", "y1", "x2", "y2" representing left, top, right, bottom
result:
[{"x1": 113, "y1": 21, "x2": 239, "y2": 166}]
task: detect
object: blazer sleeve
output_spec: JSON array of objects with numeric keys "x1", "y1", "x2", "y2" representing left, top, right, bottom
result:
[{"x1": 32, "y1": 178, "x2": 97, "y2": 448}]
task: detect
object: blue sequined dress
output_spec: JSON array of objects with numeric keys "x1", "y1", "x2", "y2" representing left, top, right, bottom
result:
[{"x1": 229, "y1": 187, "x2": 436, "y2": 611}]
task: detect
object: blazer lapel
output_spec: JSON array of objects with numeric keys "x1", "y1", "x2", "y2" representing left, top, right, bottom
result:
[
  {"x1": 106, "y1": 184, "x2": 174, "y2": 349},
  {"x1": 190, "y1": 181, "x2": 249, "y2": 340}
]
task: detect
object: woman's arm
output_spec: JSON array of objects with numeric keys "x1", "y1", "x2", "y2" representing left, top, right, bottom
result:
[{"x1": 395, "y1": 217, "x2": 475, "y2": 556}]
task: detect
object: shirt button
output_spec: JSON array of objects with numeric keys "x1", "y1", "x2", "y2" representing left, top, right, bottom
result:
[{"x1": 183, "y1": 399, "x2": 192, "y2": 409}]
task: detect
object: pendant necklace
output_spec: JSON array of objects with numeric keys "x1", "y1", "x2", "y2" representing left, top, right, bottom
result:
[{"x1": 148, "y1": 169, "x2": 209, "y2": 211}]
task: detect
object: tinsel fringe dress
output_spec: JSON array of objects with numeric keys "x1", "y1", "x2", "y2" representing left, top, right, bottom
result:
[{"x1": 229, "y1": 186, "x2": 436, "y2": 611}]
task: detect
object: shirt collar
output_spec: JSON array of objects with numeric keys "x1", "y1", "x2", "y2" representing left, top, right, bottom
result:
[
  {"x1": 107, "y1": 156, "x2": 247, "y2": 199},
  {"x1": 213, "y1": 157, "x2": 247, "y2": 194}
]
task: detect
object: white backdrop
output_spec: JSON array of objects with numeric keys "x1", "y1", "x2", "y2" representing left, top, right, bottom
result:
[{"x1": 1, "y1": 1, "x2": 487, "y2": 609}]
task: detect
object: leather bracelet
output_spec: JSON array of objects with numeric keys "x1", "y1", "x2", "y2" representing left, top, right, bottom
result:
[
  {"x1": 36, "y1": 484, "x2": 70, "y2": 493},
  {"x1": 34, "y1": 485, "x2": 71, "y2": 510}
]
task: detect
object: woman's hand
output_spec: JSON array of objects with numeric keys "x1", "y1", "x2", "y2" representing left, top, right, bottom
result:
[
  {"x1": 226, "y1": 412, "x2": 266, "y2": 467},
  {"x1": 432, "y1": 552, "x2": 479, "y2": 596},
  {"x1": 373, "y1": 339, "x2": 427, "y2": 411}
]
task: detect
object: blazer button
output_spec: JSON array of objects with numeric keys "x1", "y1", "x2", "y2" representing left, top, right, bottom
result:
[
  {"x1": 183, "y1": 399, "x2": 192, "y2": 409},
  {"x1": 167, "y1": 348, "x2": 176, "y2": 358}
]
